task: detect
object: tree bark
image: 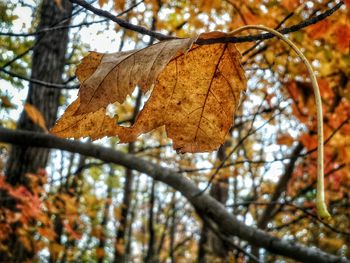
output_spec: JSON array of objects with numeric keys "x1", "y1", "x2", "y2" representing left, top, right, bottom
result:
[
  {"x1": 97, "y1": 167, "x2": 114, "y2": 263},
  {"x1": 198, "y1": 142, "x2": 230, "y2": 262},
  {"x1": 113, "y1": 89, "x2": 142, "y2": 263},
  {"x1": 5, "y1": 0, "x2": 72, "y2": 185},
  {"x1": 2, "y1": 1, "x2": 72, "y2": 261},
  {"x1": 144, "y1": 180, "x2": 158, "y2": 263}
]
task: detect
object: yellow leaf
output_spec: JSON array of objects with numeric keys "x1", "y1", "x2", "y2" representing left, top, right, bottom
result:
[
  {"x1": 49, "y1": 243, "x2": 64, "y2": 261},
  {"x1": 114, "y1": 206, "x2": 122, "y2": 221},
  {"x1": 319, "y1": 237, "x2": 344, "y2": 252},
  {"x1": 265, "y1": 50, "x2": 274, "y2": 65},
  {"x1": 24, "y1": 103, "x2": 48, "y2": 132}
]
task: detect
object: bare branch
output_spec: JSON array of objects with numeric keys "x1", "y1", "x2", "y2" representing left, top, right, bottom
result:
[
  {"x1": 0, "y1": 127, "x2": 348, "y2": 263},
  {"x1": 257, "y1": 143, "x2": 304, "y2": 229},
  {"x1": 69, "y1": 0, "x2": 343, "y2": 44},
  {"x1": 0, "y1": 68, "x2": 79, "y2": 89}
]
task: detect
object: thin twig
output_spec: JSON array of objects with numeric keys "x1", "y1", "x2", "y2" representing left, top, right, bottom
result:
[
  {"x1": 0, "y1": 19, "x2": 108, "y2": 37},
  {"x1": 227, "y1": 201, "x2": 350, "y2": 236},
  {"x1": 202, "y1": 215, "x2": 261, "y2": 263},
  {"x1": 193, "y1": 106, "x2": 288, "y2": 197},
  {"x1": 69, "y1": 0, "x2": 343, "y2": 44},
  {"x1": 0, "y1": 68, "x2": 79, "y2": 89},
  {"x1": 196, "y1": 2, "x2": 343, "y2": 45},
  {"x1": 69, "y1": 0, "x2": 170, "y2": 40},
  {"x1": 181, "y1": 116, "x2": 350, "y2": 174},
  {"x1": 0, "y1": 0, "x2": 142, "y2": 70}
]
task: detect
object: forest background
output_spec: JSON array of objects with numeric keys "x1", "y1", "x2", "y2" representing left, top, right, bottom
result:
[{"x1": 0, "y1": 0, "x2": 350, "y2": 262}]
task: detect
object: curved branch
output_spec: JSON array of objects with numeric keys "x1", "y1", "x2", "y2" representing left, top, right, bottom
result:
[
  {"x1": 0, "y1": 128, "x2": 348, "y2": 263},
  {"x1": 228, "y1": 25, "x2": 329, "y2": 218}
]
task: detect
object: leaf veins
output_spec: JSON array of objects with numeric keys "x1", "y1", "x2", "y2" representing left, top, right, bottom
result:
[{"x1": 52, "y1": 32, "x2": 246, "y2": 153}]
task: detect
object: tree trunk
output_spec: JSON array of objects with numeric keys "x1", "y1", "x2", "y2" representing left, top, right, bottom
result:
[
  {"x1": 113, "y1": 90, "x2": 142, "y2": 263},
  {"x1": 97, "y1": 167, "x2": 114, "y2": 263},
  {"x1": 1, "y1": 1, "x2": 72, "y2": 262},
  {"x1": 144, "y1": 180, "x2": 158, "y2": 263},
  {"x1": 198, "y1": 143, "x2": 230, "y2": 262},
  {"x1": 5, "y1": 0, "x2": 72, "y2": 185}
]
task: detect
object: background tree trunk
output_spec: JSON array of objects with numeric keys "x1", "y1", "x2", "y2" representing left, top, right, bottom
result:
[
  {"x1": 198, "y1": 142, "x2": 230, "y2": 262},
  {"x1": 1, "y1": 1, "x2": 72, "y2": 262},
  {"x1": 5, "y1": 0, "x2": 72, "y2": 185}
]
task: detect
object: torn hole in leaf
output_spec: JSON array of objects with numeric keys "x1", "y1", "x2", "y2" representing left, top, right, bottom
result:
[{"x1": 106, "y1": 103, "x2": 117, "y2": 118}]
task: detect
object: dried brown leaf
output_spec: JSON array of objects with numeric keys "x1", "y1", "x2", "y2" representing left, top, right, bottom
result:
[
  {"x1": 24, "y1": 103, "x2": 48, "y2": 132},
  {"x1": 114, "y1": 0, "x2": 125, "y2": 11},
  {"x1": 76, "y1": 38, "x2": 195, "y2": 114},
  {"x1": 117, "y1": 32, "x2": 246, "y2": 152},
  {"x1": 50, "y1": 98, "x2": 118, "y2": 140},
  {"x1": 51, "y1": 51, "x2": 119, "y2": 140},
  {"x1": 54, "y1": 0, "x2": 63, "y2": 10},
  {"x1": 52, "y1": 32, "x2": 246, "y2": 152},
  {"x1": 98, "y1": 0, "x2": 107, "y2": 7}
]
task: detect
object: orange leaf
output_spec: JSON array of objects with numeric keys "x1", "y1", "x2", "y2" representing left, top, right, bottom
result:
[
  {"x1": 24, "y1": 103, "x2": 48, "y2": 132},
  {"x1": 307, "y1": 19, "x2": 331, "y2": 40},
  {"x1": 116, "y1": 33, "x2": 246, "y2": 152},
  {"x1": 276, "y1": 133, "x2": 294, "y2": 146},
  {"x1": 345, "y1": 0, "x2": 350, "y2": 17},
  {"x1": 299, "y1": 133, "x2": 317, "y2": 150},
  {"x1": 317, "y1": 78, "x2": 333, "y2": 99},
  {"x1": 52, "y1": 32, "x2": 246, "y2": 153},
  {"x1": 54, "y1": 0, "x2": 63, "y2": 10},
  {"x1": 115, "y1": 240, "x2": 125, "y2": 255},
  {"x1": 114, "y1": 0, "x2": 125, "y2": 11},
  {"x1": 282, "y1": 0, "x2": 299, "y2": 11},
  {"x1": 50, "y1": 98, "x2": 119, "y2": 140},
  {"x1": 0, "y1": 96, "x2": 15, "y2": 109},
  {"x1": 38, "y1": 227, "x2": 56, "y2": 241},
  {"x1": 286, "y1": 81, "x2": 299, "y2": 101},
  {"x1": 114, "y1": 206, "x2": 123, "y2": 221},
  {"x1": 335, "y1": 24, "x2": 350, "y2": 52},
  {"x1": 98, "y1": 0, "x2": 107, "y2": 7},
  {"x1": 96, "y1": 247, "x2": 105, "y2": 258},
  {"x1": 64, "y1": 222, "x2": 82, "y2": 240}
]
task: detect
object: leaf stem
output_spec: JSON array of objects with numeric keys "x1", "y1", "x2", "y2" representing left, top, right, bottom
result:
[{"x1": 230, "y1": 25, "x2": 330, "y2": 219}]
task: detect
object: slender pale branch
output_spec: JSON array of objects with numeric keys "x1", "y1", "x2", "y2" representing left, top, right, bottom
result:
[{"x1": 230, "y1": 25, "x2": 330, "y2": 219}]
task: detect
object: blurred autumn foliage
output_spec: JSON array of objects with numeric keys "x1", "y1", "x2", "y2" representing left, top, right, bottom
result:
[{"x1": 0, "y1": 0, "x2": 350, "y2": 262}]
